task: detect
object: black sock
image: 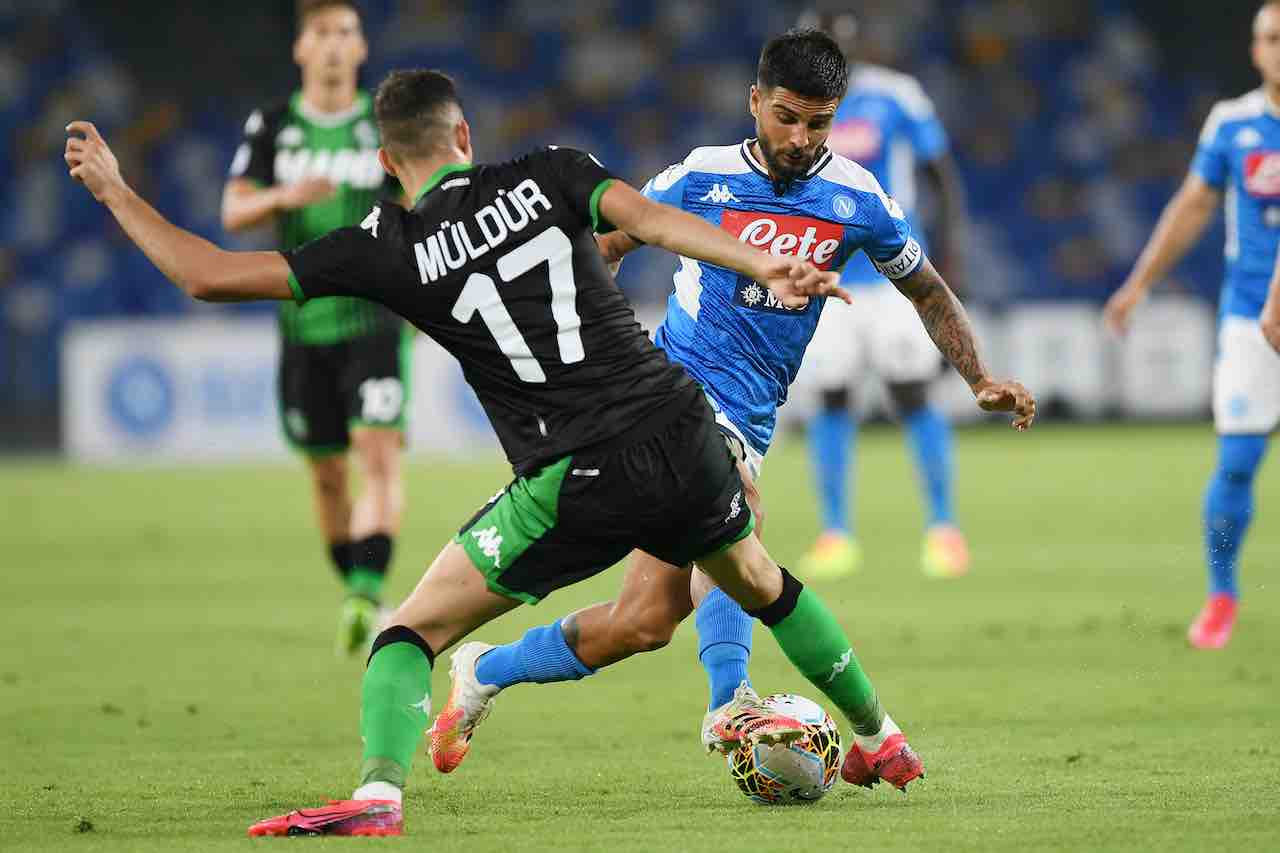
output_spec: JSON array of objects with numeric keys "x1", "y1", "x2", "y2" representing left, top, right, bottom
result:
[
  {"x1": 348, "y1": 533, "x2": 394, "y2": 600},
  {"x1": 329, "y1": 540, "x2": 355, "y2": 581}
]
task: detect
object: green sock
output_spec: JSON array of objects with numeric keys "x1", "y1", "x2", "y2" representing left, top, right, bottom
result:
[
  {"x1": 348, "y1": 568, "x2": 385, "y2": 601},
  {"x1": 347, "y1": 533, "x2": 393, "y2": 601},
  {"x1": 767, "y1": 588, "x2": 885, "y2": 736},
  {"x1": 359, "y1": 640, "x2": 431, "y2": 788}
]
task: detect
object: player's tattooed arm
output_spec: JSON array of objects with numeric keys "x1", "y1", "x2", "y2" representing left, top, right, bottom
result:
[
  {"x1": 894, "y1": 258, "x2": 1037, "y2": 430},
  {"x1": 893, "y1": 258, "x2": 988, "y2": 388},
  {"x1": 66, "y1": 121, "x2": 294, "y2": 302}
]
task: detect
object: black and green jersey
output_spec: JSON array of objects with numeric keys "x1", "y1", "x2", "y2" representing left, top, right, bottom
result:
[
  {"x1": 230, "y1": 90, "x2": 402, "y2": 344},
  {"x1": 283, "y1": 147, "x2": 701, "y2": 476}
]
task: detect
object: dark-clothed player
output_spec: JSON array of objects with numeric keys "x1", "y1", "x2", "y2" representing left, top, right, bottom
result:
[{"x1": 66, "y1": 69, "x2": 1027, "y2": 837}]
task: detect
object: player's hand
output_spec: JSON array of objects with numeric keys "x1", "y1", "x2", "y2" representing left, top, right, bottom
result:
[
  {"x1": 1103, "y1": 283, "x2": 1145, "y2": 336},
  {"x1": 279, "y1": 176, "x2": 338, "y2": 209},
  {"x1": 1262, "y1": 298, "x2": 1280, "y2": 353},
  {"x1": 974, "y1": 379, "x2": 1036, "y2": 431},
  {"x1": 760, "y1": 260, "x2": 852, "y2": 309},
  {"x1": 65, "y1": 121, "x2": 128, "y2": 205}
]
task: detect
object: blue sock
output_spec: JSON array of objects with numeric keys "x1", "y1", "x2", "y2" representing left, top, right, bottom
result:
[
  {"x1": 809, "y1": 408, "x2": 854, "y2": 534},
  {"x1": 473, "y1": 620, "x2": 594, "y2": 690},
  {"x1": 1204, "y1": 434, "x2": 1268, "y2": 599},
  {"x1": 904, "y1": 406, "x2": 954, "y2": 527},
  {"x1": 696, "y1": 587, "x2": 753, "y2": 710}
]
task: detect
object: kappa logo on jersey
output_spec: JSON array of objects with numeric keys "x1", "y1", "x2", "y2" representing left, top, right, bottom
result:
[
  {"x1": 1245, "y1": 151, "x2": 1280, "y2": 197},
  {"x1": 719, "y1": 210, "x2": 843, "y2": 268},
  {"x1": 470, "y1": 526, "x2": 504, "y2": 569},
  {"x1": 699, "y1": 183, "x2": 740, "y2": 204},
  {"x1": 360, "y1": 205, "x2": 381, "y2": 238},
  {"x1": 827, "y1": 117, "x2": 884, "y2": 163}
]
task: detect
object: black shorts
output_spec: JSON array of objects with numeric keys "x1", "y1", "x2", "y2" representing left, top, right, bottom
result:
[
  {"x1": 278, "y1": 329, "x2": 411, "y2": 455},
  {"x1": 454, "y1": 395, "x2": 754, "y2": 604}
]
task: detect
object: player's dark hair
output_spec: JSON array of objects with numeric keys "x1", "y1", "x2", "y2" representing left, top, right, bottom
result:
[
  {"x1": 374, "y1": 69, "x2": 463, "y2": 158},
  {"x1": 756, "y1": 28, "x2": 849, "y2": 102},
  {"x1": 297, "y1": 0, "x2": 360, "y2": 28}
]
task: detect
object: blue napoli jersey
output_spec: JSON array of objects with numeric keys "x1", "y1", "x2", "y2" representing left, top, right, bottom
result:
[
  {"x1": 826, "y1": 64, "x2": 948, "y2": 285},
  {"x1": 1191, "y1": 88, "x2": 1280, "y2": 318},
  {"x1": 643, "y1": 140, "x2": 924, "y2": 454}
]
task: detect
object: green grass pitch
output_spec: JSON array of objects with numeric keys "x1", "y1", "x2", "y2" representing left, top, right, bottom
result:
[{"x1": 2, "y1": 423, "x2": 1277, "y2": 851}]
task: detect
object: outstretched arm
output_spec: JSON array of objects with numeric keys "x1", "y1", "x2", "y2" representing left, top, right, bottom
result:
[
  {"x1": 222, "y1": 175, "x2": 336, "y2": 233},
  {"x1": 920, "y1": 153, "x2": 968, "y2": 294},
  {"x1": 1104, "y1": 173, "x2": 1220, "y2": 334},
  {"x1": 893, "y1": 257, "x2": 1036, "y2": 430},
  {"x1": 597, "y1": 180, "x2": 850, "y2": 306},
  {"x1": 67, "y1": 121, "x2": 292, "y2": 302}
]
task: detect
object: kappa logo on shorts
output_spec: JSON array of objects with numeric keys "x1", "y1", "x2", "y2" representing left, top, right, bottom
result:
[
  {"x1": 725, "y1": 490, "x2": 743, "y2": 522},
  {"x1": 471, "y1": 526, "x2": 504, "y2": 569},
  {"x1": 825, "y1": 648, "x2": 854, "y2": 683}
]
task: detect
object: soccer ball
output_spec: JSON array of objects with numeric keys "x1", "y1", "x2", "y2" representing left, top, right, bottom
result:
[{"x1": 725, "y1": 693, "x2": 842, "y2": 805}]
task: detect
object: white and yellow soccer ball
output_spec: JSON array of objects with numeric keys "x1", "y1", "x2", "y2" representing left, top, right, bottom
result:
[{"x1": 725, "y1": 694, "x2": 842, "y2": 805}]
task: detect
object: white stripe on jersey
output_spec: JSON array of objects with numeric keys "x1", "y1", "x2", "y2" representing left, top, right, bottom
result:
[
  {"x1": 673, "y1": 256, "x2": 704, "y2": 320},
  {"x1": 680, "y1": 143, "x2": 754, "y2": 175},
  {"x1": 817, "y1": 152, "x2": 908, "y2": 222},
  {"x1": 849, "y1": 63, "x2": 938, "y2": 121},
  {"x1": 1199, "y1": 89, "x2": 1266, "y2": 144}
]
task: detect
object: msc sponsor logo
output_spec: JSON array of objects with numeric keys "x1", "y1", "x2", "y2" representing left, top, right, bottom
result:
[
  {"x1": 734, "y1": 281, "x2": 808, "y2": 314},
  {"x1": 719, "y1": 210, "x2": 843, "y2": 269},
  {"x1": 1245, "y1": 151, "x2": 1280, "y2": 197}
]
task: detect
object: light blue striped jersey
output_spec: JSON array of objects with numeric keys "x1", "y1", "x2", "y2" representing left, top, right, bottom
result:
[
  {"x1": 827, "y1": 64, "x2": 948, "y2": 286},
  {"x1": 643, "y1": 139, "x2": 924, "y2": 454},
  {"x1": 1191, "y1": 88, "x2": 1280, "y2": 318}
]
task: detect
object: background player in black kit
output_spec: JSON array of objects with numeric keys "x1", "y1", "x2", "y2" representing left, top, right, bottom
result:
[
  {"x1": 64, "y1": 70, "x2": 1031, "y2": 837},
  {"x1": 221, "y1": 0, "x2": 407, "y2": 654}
]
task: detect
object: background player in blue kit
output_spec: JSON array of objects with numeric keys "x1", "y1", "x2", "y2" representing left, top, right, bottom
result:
[
  {"x1": 433, "y1": 30, "x2": 1035, "y2": 792},
  {"x1": 1105, "y1": 1, "x2": 1280, "y2": 649},
  {"x1": 795, "y1": 10, "x2": 974, "y2": 581}
]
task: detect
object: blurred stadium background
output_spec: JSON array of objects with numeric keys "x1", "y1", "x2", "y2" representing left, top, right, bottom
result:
[
  {"x1": 6, "y1": 3, "x2": 1280, "y2": 847},
  {"x1": 0, "y1": 0, "x2": 1268, "y2": 457}
]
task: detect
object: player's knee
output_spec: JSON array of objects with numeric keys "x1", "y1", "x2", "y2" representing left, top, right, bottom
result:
[
  {"x1": 609, "y1": 607, "x2": 678, "y2": 654},
  {"x1": 888, "y1": 381, "x2": 929, "y2": 416},
  {"x1": 820, "y1": 387, "x2": 850, "y2": 412},
  {"x1": 1216, "y1": 435, "x2": 1267, "y2": 485},
  {"x1": 309, "y1": 457, "x2": 347, "y2": 497},
  {"x1": 353, "y1": 431, "x2": 401, "y2": 482}
]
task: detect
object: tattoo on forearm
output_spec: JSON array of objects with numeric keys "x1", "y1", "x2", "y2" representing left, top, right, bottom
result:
[{"x1": 896, "y1": 263, "x2": 987, "y2": 387}]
